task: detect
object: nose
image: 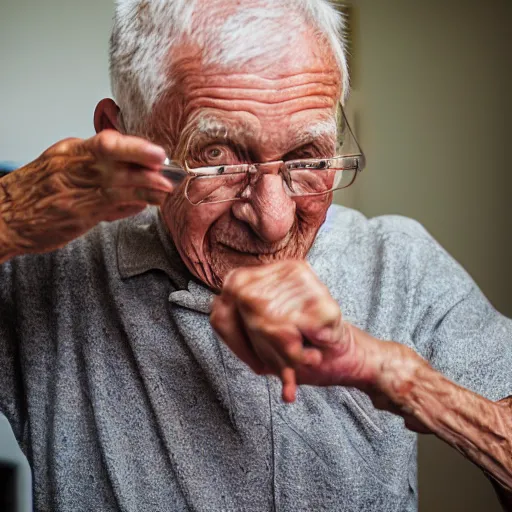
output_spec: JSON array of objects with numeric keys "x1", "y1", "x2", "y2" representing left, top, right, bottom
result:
[{"x1": 231, "y1": 174, "x2": 296, "y2": 243}]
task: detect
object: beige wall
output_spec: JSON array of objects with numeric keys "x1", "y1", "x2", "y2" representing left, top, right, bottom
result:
[
  {"x1": 0, "y1": 0, "x2": 114, "y2": 163},
  {"x1": 338, "y1": 1, "x2": 511, "y2": 510}
]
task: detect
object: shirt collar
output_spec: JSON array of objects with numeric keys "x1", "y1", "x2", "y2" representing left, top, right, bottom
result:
[
  {"x1": 116, "y1": 205, "x2": 345, "y2": 315},
  {"x1": 116, "y1": 207, "x2": 214, "y2": 314}
]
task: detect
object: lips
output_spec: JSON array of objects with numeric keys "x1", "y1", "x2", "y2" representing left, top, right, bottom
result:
[{"x1": 217, "y1": 240, "x2": 289, "y2": 255}]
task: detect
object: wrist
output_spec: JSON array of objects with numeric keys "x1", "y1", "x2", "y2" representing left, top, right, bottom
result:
[
  {"x1": 336, "y1": 325, "x2": 412, "y2": 392},
  {"x1": 368, "y1": 341, "x2": 434, "y2": 432},
  {"x1": 376, "y1": 344, "x2": 428, "y2": 407}
]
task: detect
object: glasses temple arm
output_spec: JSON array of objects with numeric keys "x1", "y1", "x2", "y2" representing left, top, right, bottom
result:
[{"x1": 339, "y1": 108, "x2": 367, "y2": 170}]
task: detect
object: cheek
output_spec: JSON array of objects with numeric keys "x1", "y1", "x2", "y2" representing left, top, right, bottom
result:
[
  {"x1": 161, "y1": 190, "x2": 230, "y2": 260},
  {"x1": 186, "y1": 174, "x2": 247, "y2": 205},
  {"x1": 295, "y1": 193, "x2": 332, "y2": 228}
]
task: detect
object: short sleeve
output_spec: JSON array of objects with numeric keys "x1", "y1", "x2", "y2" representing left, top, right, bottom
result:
[
  {"x1": 422, "y1": 287, "x2": 511, "y2": 401},
  {"x1": 409, "y1": 234, "x2": 512, "y2": 402},
  {"x1": 0, "y1": 260, "x2": 25, "y2": 441}
]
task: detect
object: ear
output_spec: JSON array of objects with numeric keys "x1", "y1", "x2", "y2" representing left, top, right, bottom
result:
[{"x1": 94, "y1": 98, "x2": 122, "y2": 133}]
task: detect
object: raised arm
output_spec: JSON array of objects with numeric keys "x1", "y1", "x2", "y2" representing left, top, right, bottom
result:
[
  {"x1": 0, "y1": 130, "x2": 174, "y2": 264},
  {"x1": 376, "y1": 347, "x2": 512, "y2": 507},
  {"x1": 211, "y1": 260, "x2": 512, "y2": 510}
]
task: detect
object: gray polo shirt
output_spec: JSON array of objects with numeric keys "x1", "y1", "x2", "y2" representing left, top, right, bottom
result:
[{"x1": 0, "y1": 205, "x2": 511, "y2": 512}]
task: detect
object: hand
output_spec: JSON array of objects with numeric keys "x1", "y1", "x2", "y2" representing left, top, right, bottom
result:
[
  {"x1": 213, "y1": 261, "x2": 512, "y2": 497},
  {"x1": 0, "y1": 130, "x2": 174, "y2": 259},
  {"x1": 211, "y1": 260, "x2": 427, "y2": 415}
]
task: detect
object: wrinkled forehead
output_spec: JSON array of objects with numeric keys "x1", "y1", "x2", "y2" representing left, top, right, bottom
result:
[
  {"x1": 173, "y1": 76, "x2": 339, "y2": 159},
  {"x1": 157, "y1": 2, "x2": 342, "y2": 154}
]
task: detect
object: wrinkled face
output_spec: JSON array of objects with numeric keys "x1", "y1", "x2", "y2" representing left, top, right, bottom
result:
[{"x1": 158, "y1": 26, "x2": 341, "y2": 291}]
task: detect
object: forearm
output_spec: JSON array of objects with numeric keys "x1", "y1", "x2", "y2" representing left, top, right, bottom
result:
[
  {"x1": 377, "y1": 355, "x2": 512, "y2": 499},
  {"x1": 0, "y1": 180, "x2": 23, "y2": 264}
]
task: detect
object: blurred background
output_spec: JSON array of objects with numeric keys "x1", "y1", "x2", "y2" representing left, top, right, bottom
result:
[
  {"x1": 0, "y1": 0, "x2": 510, "y2": 510},
  {"x1": 335, "y1": 2, "x2": 511, "y2": 511}
]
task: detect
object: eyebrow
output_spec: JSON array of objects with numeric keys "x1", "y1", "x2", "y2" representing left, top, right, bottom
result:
[
  {"x1": 187, "y1": 115, "x2": 336, "y2": 148},
  {"x1": 194, "y1": 116, "x2": 257, "y2": 142},
  {"x1": 303, "y1": 119, "x2": 337, "y2": 140}
]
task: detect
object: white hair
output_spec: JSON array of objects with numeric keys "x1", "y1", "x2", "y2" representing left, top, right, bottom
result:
[
  {"x1": 110, "y1": 0, "x2": 350, "y2": 134},
  {"x1": 305, "y1": 119, "x2": 337, "y2": 139}
]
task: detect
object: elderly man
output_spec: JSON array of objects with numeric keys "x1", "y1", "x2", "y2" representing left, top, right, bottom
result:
[{"x1": 0, "y1": 0, "x2": 511, "y2": 511}]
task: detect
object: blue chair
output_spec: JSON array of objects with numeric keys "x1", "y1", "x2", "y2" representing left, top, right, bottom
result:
[{"x1": 0, "y1": 162, "x2": 19, "y2": 178}]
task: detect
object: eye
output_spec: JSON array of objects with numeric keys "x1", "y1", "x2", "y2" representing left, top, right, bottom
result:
[
  {"x1": 285, "y1": 139, "x2": 336, "y2": 161},
  {"x1": 285, "y1": 144, "x2": 324, "y2": 161},
  {"x1": 201, "y1": 144, "x2": 234, "y2": 164},
  {"x1": 188, "y1": 143, "x2": 241, "y2": 168},
  {"x1": 208, "y1": 147, "x2": 222, "y2": 159}
]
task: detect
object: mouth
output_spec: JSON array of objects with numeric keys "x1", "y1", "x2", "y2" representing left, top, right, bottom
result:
[
  {"x1": 218, "y1": 237, "x2": 291, "y2": 256},
  {"x1": 218, "y1": 242, "x2": 280, "y2": 256}
]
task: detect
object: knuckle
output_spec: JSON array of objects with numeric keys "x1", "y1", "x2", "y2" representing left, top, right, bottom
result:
[
  {"x1": 323, "y1": 297, "x2": 341, "y2": 321},
  {"x1": 223, "y1": 268, "x2": 250, "y2": 294},
  {"x1": 97, "y1": 186, "x2": 115, "y2": 203},
  {"x1": 291, "y1": 259, "x2": 310, "y2": 273},
  {"x1": 299, "y1": 263, "x2": 319, "y2": 284},
  {"x1": 245, "y1": 315, "x2": 267, "y2": 335},
  {"x1": 209, "y1": 301, "x2": 228, "y2": 331},
  {"x1": 283, "y1": 343, "x2": 301, "y2": 361},
  {"x1": 296, "y1": 260, "x2": 311, "y2": 272},
  {"x1": 238, "y1": 285, "x2": 263, "y2": 305},
  {"x1": 209, "y1": 310, "x2": 221, "y2": 331},
  {"x1": 42, "y1": 137, "x2": 84, "y2": 157},
  {"x1": 94, "y1": 131, "x2": 120, "y2": 157}
]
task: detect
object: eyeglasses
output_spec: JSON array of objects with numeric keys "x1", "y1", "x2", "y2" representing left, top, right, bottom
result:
[{"x1": 160, "y1": 105, "x2": 365, "y2": 206}]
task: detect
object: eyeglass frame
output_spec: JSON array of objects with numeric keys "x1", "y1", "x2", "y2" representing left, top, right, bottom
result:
[{"x1": 160, "y1": 106, "x2": 366, "y2": 206}]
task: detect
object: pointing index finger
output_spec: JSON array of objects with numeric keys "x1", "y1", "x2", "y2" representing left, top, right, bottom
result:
[{"x1": 87, "y1": 130, "x2": 166, "y2": 169}]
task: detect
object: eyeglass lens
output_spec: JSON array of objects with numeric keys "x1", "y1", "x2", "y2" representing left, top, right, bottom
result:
[{"x1": 185, "y1": 167, "x2": 357, "y2": 205}]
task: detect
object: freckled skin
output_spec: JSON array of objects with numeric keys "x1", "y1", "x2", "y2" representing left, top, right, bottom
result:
[{"x1": 159, "y1": 27, "x2": 340, "y2": 290}]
